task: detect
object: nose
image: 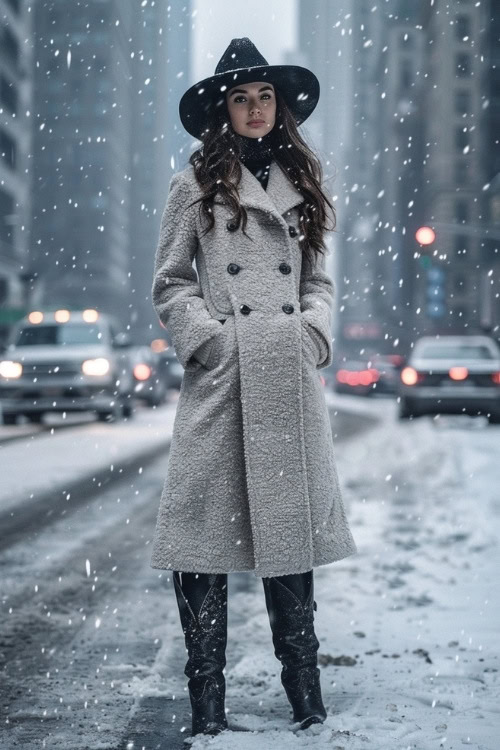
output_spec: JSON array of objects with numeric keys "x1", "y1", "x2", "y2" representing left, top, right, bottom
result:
[{"x1": 249, "y1": 102, "x2": 262, "y2": 116}]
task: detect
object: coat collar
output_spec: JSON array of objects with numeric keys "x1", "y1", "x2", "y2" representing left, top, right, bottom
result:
[{"x1": 235, "y1": 160, "x2": 305, "y2": 221}]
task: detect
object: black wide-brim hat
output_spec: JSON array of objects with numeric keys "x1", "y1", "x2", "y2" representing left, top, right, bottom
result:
[{"x1": 179, "y1": 37, "x2": 320, "y2": 141}]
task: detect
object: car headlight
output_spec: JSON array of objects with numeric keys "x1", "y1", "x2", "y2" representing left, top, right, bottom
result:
[
  {"x1": 0, "y1": 360, "x2": 23, "y2": 378},
  {"x1": 81, "y1": 358, "x2": 110, "y2": 376}
]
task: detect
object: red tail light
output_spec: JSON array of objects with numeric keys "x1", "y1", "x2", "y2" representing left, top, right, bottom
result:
[
  {"x1": 400, "y1": 366, "x2": 425, "y2": 385},
  {"x1": 492, "y1": 371, "x2": 500, "y2": 385},
  {"x1": 449, "y1": 366, "x2": 468, "y2": 380},
  {"x1": 336, "y1": 368, "x2": 379, "y2": 386},
  {"x1": 133, "y1": 363, "x2": 151, "y2": 381}
]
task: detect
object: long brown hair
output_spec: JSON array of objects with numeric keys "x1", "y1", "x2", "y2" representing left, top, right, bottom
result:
[{"x1": 185, "y1": 87, "x2": 336, "y2": 264}]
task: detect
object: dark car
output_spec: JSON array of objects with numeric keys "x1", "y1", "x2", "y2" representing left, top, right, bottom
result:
[
  {"x1": 159, "y1": 347, "x2": 184, "y2": 391},
  {"x1": 371, "y1": 353, "x2": 405, "y2": 395},
  {"x1": 333, "y1": 359, "x2": 380, "y2": 396},
  {"x1": 129, "y1": 345, "x2": 168, "y2": 408},
  {"x1": 397, "y1": 335, "x2": 500, "y2": 423}
]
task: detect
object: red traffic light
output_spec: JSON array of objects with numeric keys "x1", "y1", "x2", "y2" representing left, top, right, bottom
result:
[{"x1": 415, "y1": 226, "x2": 436, "y2": 245}]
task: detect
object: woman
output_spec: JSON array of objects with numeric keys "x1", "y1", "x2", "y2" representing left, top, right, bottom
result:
[{"x1": 150, "y1": 37, "x2": 358, "y2": 738}]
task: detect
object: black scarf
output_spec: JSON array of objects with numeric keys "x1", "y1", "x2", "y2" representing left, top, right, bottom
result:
[{"x1": 231, "y1": 130, "x2": 274, "y2": 190}]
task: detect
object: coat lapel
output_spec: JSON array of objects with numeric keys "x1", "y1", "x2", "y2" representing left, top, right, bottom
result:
[{"x1": 237, "y1": 160, "x2": 305, "y2": 220}]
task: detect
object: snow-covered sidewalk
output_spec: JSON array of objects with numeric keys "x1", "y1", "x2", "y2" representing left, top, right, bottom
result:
[
  {"x1": 146, "y1": 399, "x2": 499, "y2": 750},
  {"x1": 0, "y1": 403, "x2": 177, "y2": 518}
]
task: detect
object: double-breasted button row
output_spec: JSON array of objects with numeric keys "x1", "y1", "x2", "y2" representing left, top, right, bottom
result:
[
  {"x1": 228, "y1": 262, "x2": 291, "y2": 275},
  {"x1": 239, "y1": 303, "x2": 294, "y2": 315}
]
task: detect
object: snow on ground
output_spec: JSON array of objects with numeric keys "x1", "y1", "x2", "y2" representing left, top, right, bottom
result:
[
  {"x1": 166, "y1": 398, "x2": 499, "y2": 750},
  {"x1": 0, "y1": 403, "x2": 177, "y2": 517},
  {"x1": 1, "y1": 394, "x2": 498, "y2": 749}
]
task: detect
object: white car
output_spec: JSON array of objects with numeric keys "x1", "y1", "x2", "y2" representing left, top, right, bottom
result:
[
  {"x1": 0, "y1": 309, "x2": 135, "y2": 424},
  {"x1": 398, "y1": 335, "x2": 500, "y2": 423}
]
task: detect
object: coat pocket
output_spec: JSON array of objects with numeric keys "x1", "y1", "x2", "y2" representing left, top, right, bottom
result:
[
  {"x1": 301, "y1": 318, "x2": 323, "y2": 366},
  {"x1": 195, "y1": 318, "x2": 233, "y2": 371}
]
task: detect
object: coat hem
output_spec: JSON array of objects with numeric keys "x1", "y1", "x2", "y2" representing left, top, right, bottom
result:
[{"x1": 150, "y1": 544, "x2": 358, "y2": 577}]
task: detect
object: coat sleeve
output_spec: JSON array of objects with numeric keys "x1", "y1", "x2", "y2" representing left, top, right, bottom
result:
[
  {"x1": 151, "y1": 171, "x2": 223, "y2": 371},
  {"x1": 299, "y1": 250, "x2": 334, "y2": 370}
]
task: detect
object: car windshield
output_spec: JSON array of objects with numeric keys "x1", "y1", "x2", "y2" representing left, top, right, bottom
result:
[
  {"x1": 418, "y1": 344, "x2": 494, "y2": 360},
  {"x1": 15, "y1": 324, "x2": 104, "y2": 347}
]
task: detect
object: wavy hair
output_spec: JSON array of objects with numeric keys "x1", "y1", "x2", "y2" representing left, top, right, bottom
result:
[{"x1": 185, "y1": 87, "x2": 336, "y2": 264}]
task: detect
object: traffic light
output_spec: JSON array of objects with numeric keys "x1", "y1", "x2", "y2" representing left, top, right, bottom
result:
[
  {"x1": 426, "y1": 265, "x2": 446, "y2": 318},
  {"x1": 414, "y1": 226, "x2": 446, "y2": 318},
  {"x1": 415, "y1": 226, "x2": 436, "y2": 246}
]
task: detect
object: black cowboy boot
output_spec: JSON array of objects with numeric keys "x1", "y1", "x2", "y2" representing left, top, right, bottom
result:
[
  {"x1": 262, "y1": 570, "x2": 327, "y2": 729},
  {"x1": 172, "y1": 571, "x2": 229, "y2": 737}
]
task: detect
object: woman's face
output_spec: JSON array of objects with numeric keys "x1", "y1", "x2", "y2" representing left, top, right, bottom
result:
[{"x1": 225, "y1": 81, "x2": 276, "y2": 138}]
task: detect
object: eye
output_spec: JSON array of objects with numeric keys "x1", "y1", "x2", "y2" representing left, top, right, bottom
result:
[{"x1": 233, "y1": 93, "x2": 273, "y2": 104}]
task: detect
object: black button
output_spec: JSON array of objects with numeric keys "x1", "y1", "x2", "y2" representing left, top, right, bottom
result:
[
  {"x1": 279, "y1": 262, "x2": 291, "y2": 275},
  {"x1": 288, "y1": 225, "x2": 298, "y2": 237},
  {"x1": 240, "y1": 304, "x2": 251, "y2": 315},
  {"x1": 282, "y1": 303, "x2": 294, "y2": 314},
  {"x1": 227, "y1": 263, "x2": 240, "y2": 274},
  {"x1": 226, "y1": 220, "x2": 238, "y2": 232}
]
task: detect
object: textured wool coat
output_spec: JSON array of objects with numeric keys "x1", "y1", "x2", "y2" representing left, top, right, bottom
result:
[{"x1": 150, "y1": 159, "x2": 358, "y2": 578}]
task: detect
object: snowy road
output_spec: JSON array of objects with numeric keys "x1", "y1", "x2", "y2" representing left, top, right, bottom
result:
[{"x1": 1, "y1": 396, "x2": 499, "y2": 749}]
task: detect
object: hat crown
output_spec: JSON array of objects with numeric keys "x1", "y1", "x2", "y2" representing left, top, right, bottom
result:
[{"x1": 215, "y1": 37, "x2": 269, "y2": 75}]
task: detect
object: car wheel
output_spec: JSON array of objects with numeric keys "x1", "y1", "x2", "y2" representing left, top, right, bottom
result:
[
  {"x1": 2, "y1": 413, "x2": 17, "y2": 425},
  {"x1": 97, "y1": 400, "x2": 123, "y2": 423},
  {"x1": 26, "y1": 412, "x2": 44, "y2": 423},
  {"x1": 488, "y1": 411, "x2": 500, "y2": 425},
  {"x1": 122, "y1": 400, "x2": 134, "y2": 419}
]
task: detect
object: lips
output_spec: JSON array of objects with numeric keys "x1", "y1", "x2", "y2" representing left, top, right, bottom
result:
[{"x1": 248, "y1": 120, "x2": 265, "y2": 125}]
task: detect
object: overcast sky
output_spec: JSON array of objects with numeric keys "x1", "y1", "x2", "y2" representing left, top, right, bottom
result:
[{"x1": 192, "y1": 0, "x2": 297, "y2": 83}]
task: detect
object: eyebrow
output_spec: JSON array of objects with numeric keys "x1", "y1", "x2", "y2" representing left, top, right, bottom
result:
[{"x1": 228, "y1": 85, "x2": 274, "y2": 97}]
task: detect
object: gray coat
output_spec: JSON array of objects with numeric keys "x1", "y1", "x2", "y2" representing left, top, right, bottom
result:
[{"x1": 150, "y1": 159, "x2": 358, "y2": 577}]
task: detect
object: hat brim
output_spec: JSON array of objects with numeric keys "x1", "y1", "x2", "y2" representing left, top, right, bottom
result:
[{"x1": 179, "y1": 64, "x2": 320, "y2": 141}]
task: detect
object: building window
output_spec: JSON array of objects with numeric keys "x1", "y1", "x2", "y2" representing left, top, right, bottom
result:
[
  {"x1": 455, "y1": 126, "x2": 469, "y2": 151},
  {"x1": 456, "y1": 52, "x2": 471, "y2": 77},
  {"x1": 454, "y1": 234, "x2": 469, "y2": 257},
  {"x1": 5, "y1": 0, "x2": 20, "y2": 13},
  {"x1": 0, "y1": 187, "x2": 15, "y2": 251},
  {"x1": 0, "y1": 75, "x2": 17, "y2": 115},
  {"x1": 0, "y1": 129, "x2": 16, "y2": 170},
  {"x1": 399, "y1": 59, "x2": 413, "y2": 89},
  {"x1": 455, "y1": 89, "x2": 470, "y2": 115},
  {"x1": 456, "y1": 199, "x2": 469, "y2": 223},
  {"x1": 0, "y1": 26, "x2": 19, "y2": 68},
  {"x1": 455, "y1": 14, "x2": 471, "y2": 40}
]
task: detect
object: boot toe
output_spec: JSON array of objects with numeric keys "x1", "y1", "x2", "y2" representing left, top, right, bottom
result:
[{"x1": 299, "y1": 713, "x2": 326, "y2": 730}]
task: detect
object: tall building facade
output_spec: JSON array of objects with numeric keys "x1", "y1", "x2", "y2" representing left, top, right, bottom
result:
[
  {"x1": 297, "y1": 0, "x2": 498, "y2": 358},
  {"x1": 298, "y1": 0, "x2": 387, "y2": 358},
  {"x1": 419, "y1": 0, "x2": 494, "y2": 336},
  {"x1": 138, "y1": 0, "x2": 192, "y2": 345},
  {"x1": 31, "y1": 0, "x2": 134, "y2": 323},
  {"x1": 0, "y1": 0, "x2": 32, "y2": 344}
]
